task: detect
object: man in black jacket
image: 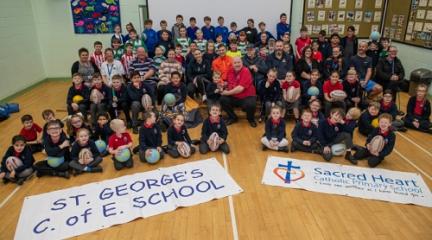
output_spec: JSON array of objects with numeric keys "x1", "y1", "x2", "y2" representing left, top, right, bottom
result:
[
  {"x1": 186, "y1": 49, "x2": 212, "y2": 99},
  {"x1": 242, "y1": 44, "x2": 268, "y2": 90},
  {"x1": 375, "y1": 46, "x2": 405, "y2": 101}
]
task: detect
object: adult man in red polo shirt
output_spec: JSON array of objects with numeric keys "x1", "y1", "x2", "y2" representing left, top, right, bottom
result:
[{"x1": 220, "y1": 57, "x2": 257, "y2": 127}]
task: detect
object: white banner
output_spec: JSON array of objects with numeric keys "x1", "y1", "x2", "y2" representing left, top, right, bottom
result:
[
  {"x1": 262, "y1": 156, "x2": 432, "y2": 208},
  {"x1": 15, "y1": 158, "x2": 243, "y2": 240}
]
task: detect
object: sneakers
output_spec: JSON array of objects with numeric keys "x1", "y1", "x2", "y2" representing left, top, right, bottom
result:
[
  {"x1": 249, "y1": 120, "x2": 257, "y2": 128},
  {"x1": 133, "y1": 126, "x2": 139, "y2": 134},
  {"x1": 290, "y1": 144, "x2": 296, "y2": 152},
  {"x1": 225, "y1": 118, "x2": 238, "y2": 126},
  {"x1": 278, "y1": 146, "x2": 289, "y2": 152},
  {"x1": 57, "y1": 171, "x2": 70, "y2": 179},
  {"x1": 345, "y1": 151, "x2": 357, "y2": 165},
  {"x1": 16, "y1": 178, "x2": 25, "y2": 185}
]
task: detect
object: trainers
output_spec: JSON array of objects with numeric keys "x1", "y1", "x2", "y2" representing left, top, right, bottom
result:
[
  {"x1": 398, "y1": 127, "x2": 407, "y2": 132},
  {"x1": 290, "y1": 144, "x2": 296, "y2": 152},
  {"x1": 58, "y1": 171, "x2": 70, "y2": 179},
  {"x1": 345, "y1": 151, "x2": 357, "y2": 165},
  {"x1": 278, "y1": 146, "x2": 289, "y2": 152},
  {"x1": 225, "y1": 118, "x2": 238, "y2": 126},
  {"x1": 132, "y1": 146, "x2": 140, "y2": 154},
  {"x1": 16, "y1": 178, "x2": 25, "y2": 185},
  {"x1": 133, "y1": 126, "x2": 139, "y2": 134},
  {"x1": 249, "y1": 120, "x2": 257, "y2": 128},
  {"x1": 258, "y1": 117, "x2": 263, "y2": 123},
  {"x1": 91, "y1": 166, "x2": 103, "y2": 173}
]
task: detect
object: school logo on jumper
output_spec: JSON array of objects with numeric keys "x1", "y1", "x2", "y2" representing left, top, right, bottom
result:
[{"x1": 273, "y1": 161, "x2": 305, "y2": 183}]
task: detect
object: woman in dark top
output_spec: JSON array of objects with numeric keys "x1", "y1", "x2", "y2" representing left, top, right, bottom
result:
[
  {"x1": 71, "y1": 48, "x2": 100, "y2": 87},
  {"x1": 295, "y1": 46, "x2": 320, "y2": 84}
]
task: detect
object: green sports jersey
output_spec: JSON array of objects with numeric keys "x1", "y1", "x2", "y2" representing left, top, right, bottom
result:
[
  {"x1": 176, "y1": 37, "x2": 191, "y2": 57},
  {"x1": 113, "y1": 48, "x2": 124, "y2": 60},
  {"x1": 153, "y1": 56, "x2": 166, "y2": 70},
  {"x1": 194, "y1": 39, "x2": 208, "y2": 52},
  {"x1": 126, "y1": 39, "x2": 147, "y2": 53},
  {"x1": 238, "y1": 41, "x2": 248, "y2": 56}
]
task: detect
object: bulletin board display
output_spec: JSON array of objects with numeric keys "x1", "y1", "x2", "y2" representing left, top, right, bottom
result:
[
  {"x1": 302, "y1": 0, "x2": 385, "y2": 38},
  {"x1": 383, "y1": 0, "x2": 432, "y2": 49}
]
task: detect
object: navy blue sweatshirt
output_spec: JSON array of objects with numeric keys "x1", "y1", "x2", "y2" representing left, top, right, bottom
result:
[
  {"x1": 112, "y1": 84, "x2": 128, "y2": 105},
  {"x1": 43, "y1": 132, "x2": 70, "y2": 161},
  {"x1": 164, "y1": 82, "x2": 187, "y2": 105},
  {"x1": 206, "y1": 82, "x2": 221, "y2": 101},
  {"x1": 291, "y1": 121, "x2": 318, "y2": 144},
  {"x1": 126, "y1": 82, "x2": 154, "y2": 102},
  {"x1": 366, "y1": 128, "x2": 395, "y2": 158},
  {"x1": 318, "y1": 119, "x2": 345, "y2": 147},
  {"x1": 139, "y1": 123, "x2": 162, "y2": 151},
  {"x1": 263, "y1": 118, "x2": 286, "y2": 142},
  {"x1": 167, "y1": 125, "x2": 192, "y2": 146},
  {"x1": 259, "y1": 80, "x2": 282, "y2": 102},
  {"x1": 67, "y1": 84, "x2": 90, "y2": 106},
  {"x1": 42, "y1": 119, "x2": 64, "y2": 144},
  {"x1": 200, "y1": 117, "x2": 228, "y2": 142},
  {"x1": 406, "y1": 96, "x2": 431, "y2": 121},
  {"x1": 358, "y1": 111, "x2": 379, "y2": 136},
  {"x1": 1, "y1": 146, "x2": 34, "y2": 173},
  {"x1": 343, "y1": 80, "x2": 362, "y2": 102},
  {"x1": 70, "y1": 140, "x2": 100, "y2": 162},
  {"x1": 93, "y1": 123, "x2": 113, "y2": 143},
  {"x1": 380, "y1": 101, "x2": 398, "y2": 119}
]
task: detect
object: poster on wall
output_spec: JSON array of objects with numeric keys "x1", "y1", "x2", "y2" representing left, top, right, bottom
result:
[{"x1": 70, "y1": 0, "x2": 121, "y2": 34}]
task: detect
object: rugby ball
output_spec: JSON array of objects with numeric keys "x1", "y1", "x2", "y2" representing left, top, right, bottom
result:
[
  {"x1": 5, "y1": 156, "x2": 23, "y2": 171},
  {"x1": 331, "y1": 143, "x2": 346, "y2": 156},
  {"x1": 286, "y1": 87, "x2": 300, "y2": 103},
  {"x1": 330, "y1": 90, "x2": 347, "y2": 101},
  {"x1": 90, "y1": 89, "x2": 104, "y2": 104},
  {"x1": 369, "y1": 135, "x2": 385, "y2": 153},
  {"x1": 177, "y1": 142, "x2": 192, "y2": 158},
  {"x1": 208, "y1": 132, "x2": 221, "y2": 152},
  {"x1": 141, "y1": 94, "x2": 153, "y2": 111}
]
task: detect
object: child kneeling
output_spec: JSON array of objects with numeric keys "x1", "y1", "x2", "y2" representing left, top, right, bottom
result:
[
  {"x1": 108, "y1": 119, "x2": 134, "y2": 170},
  {"x1": 261, "y1": 106, "x2": 289, "y2": 152},
  {"x1": 353, "y1": 113, "x2": 396, "y2": 167},
  {"x1": 70, "y1": 128, "x2": 103, "y2": 174},
  {"x1": 138, "y1": 111, "x2": 165, "y2": 163},
  {"x1": 200, "y1": 103, "x2": 230, "y2": 154},
  {"x1": 0, "y1": 135, "x2": 34, "y2": 185}
]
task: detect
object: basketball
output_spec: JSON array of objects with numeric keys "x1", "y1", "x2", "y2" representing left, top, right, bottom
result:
[
  {"x1": 331, "y1": 143, "x2": 346, "y2": 156},
  {"x1": 95, "y1": 140, "x2": 107, "y2": 154},
  {"x1": 72, "y1": 95, "x2": 84, "y2": 104},
  {"x1": 307, "y1": 86, "x2": 320, "y2": 97},
  {"x1": 208, "y1": 132, "x2": 221, "y2": 152},
  {"x1": 347, "y1": 107, "x2": 361, "y2": 120},
  {"x1": 286, "y1": 87, "x2": 299, "y2": 102},
  {"x1": 370, "y1": 31, "x2": 381, "y2": 41},
  {"x1": 369, "y1": 135, "x2": 385, "y2": 153},
  {"x1": 141, "y1": 94, "x2": 153, "y2": 111},
  {"x1": 90, "y1": 89, "x2": 104, "y2": 104},
  {"x1": 145, "y1": 149, "x2": 161, "y2": 164},
  {"x1": 5, "y1": 156, "x2": 23, "y2": 171},
  {"x1": 371, "y1": 118, "x2": 379, "y2": 128},
  {"x1": 163, "y1": 93, "x2": 176, "y2": 106},
  {"x1": 47, "y1": 156, "x2": 65, "y2": 168},
  {"x1": 177, "y1": 142, "x2": 191, "y2": 158},
  {"x1": 330, "y1": 90, "x2": 347, "y2": 101},
  {"x1": 115, "y1": 149, "x2": 131, "y2": 162}
]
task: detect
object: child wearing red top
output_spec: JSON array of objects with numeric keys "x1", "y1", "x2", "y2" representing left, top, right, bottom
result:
[
  {"x1": 323, "y1": 71, "x2": 346, "y2": 116},
  {"x1": 90, "y1": 41, "x2": 105, "y2": 70},
  {"x1": 19, "y1": 114, "x2": 43, "y2": 153},
  {"x1": 295, "y1": 26, "x2": 312, "y2": 60},
  {"x1": 108, "y1": 119, "x2": 134, "y2": 170},
  {"x1": 281, "y1": 71, "x2": 301, "y2": 121},
  {"x1": 311, "y1": 41, "x2": 323, "y2": 63},
  {"x1": 404, "y1": 84, "x2": 432, "y2": 133}
]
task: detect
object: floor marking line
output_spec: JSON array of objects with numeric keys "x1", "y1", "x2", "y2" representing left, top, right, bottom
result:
[
  {"x1": 396, "y1": 132, "x2": 432, "y2": 157},
  {"x1": 222, "y1": 153, "x2": 239, "y2": 240},
  {"x1": 394, "y1": 149, "x2": 432, "y2": 181},
  {"x1": 0, "y1": 187, "x2": 21, "y2": 209}
]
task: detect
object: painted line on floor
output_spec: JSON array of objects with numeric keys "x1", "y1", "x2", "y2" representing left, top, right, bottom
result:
[
  {"x1": 222, "y1": 153, "x2": 239, "y2": 240},
  {"x1": 0, "y1": 187, "x2": 21, "y2": 209},
  {"x1": 396, "y1": 132, "x2": 432, "y2": 157},
  {"x1": 394, "y1": 149, "x2": 432, "y2": 181}
]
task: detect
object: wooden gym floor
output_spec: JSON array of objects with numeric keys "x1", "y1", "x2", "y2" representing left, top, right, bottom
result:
[{"x1": 0, "y1": 80, "x2": 431, "y2": 240}]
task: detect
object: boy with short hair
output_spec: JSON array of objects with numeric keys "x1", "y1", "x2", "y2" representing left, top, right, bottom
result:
[
  {"x1": 90, "y1": 41, "x2": 105, "y2": 70},
  {"x1": 258, "y1": 21, "x2": 275, "y2": 41},
  {"x1": 215, "y1": 16, "x2": 229, "y2": 43},
  {"x1": 112, "y1": 38, "x2": 124, "y2": 61},
  {"x1": 291, "y1": 108, "x2": 320, "y2": 153},
  {"x1": 19, "y1": 114, "x2": 43, "y2": 153},
  {"x1": 404, "y1": 84, "x2": 432, "y2": 133},
  {"x1": 358, "y1": 101, "x2": 381, "y2": 136},
  {"x1": 229, "y1": 22, "x2": 238, "y2": 38},
  {"x1": 380, "y1": 90, "x2": 406, "y2": 132},
  {"x1": 187, "y1": 17, "x2": 199, "y2": 41},
  {"x1": 108, "y1": 119, "x2": 134, "y2": 170},
  {"x1": 194, "y1": 29, "x2": 208, "y2": 52},
  {"x1": 353, "y1": 113, "x2": 396, "y2": 167},
  {"x1": 276, "y1": 13, "x2": 290, "y2": 40},
  {"x1": 126, "y1": 29, "x2": 147, "y2": 54},
  {"x1": 295, "y1": 26, "x2": 312, "y2": 60},
  {"x1": 202, "y1": 16, "x2": 215, "y2": 41},
  {"x1": 157, "y1": 20, "x2": 172, "y2": 41},
  {"x1": 41, "y1": 109, "x2": 64, "y2": 144},
  {"x1": 172, "y1": 15, "x2": 186, "y2": 43},
  {"x1": 142, "y1": 19, "x2": 158, "y2": 58},
  {"x1": 199, "y1": 103, "x2": 230, "y2": 154},
  {"x1": 66, "y1": 73, "x2": 90, "y2": 118},
  {"x1": 343, "y1": 69, "x2": 363, "y2": 109}
]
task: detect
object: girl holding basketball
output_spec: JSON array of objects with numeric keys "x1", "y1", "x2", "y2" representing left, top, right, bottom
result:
[
  {"x1": 108, "y1": 119, "x2": 134, "y2": 170},
  {"x1": 199, "y1": 103, "x2": 230, "y2": 154},
  {"x1": 167, "y1": 113, "x2": 196, "y2": 158},
  {"x1": 138, "y1": 111, "x2": 164, "y2": 163},
  {"x1": 69, "y1": 128, "x2": 103, "y2": 175},
  {"x1": 261, "y1": 106, "x2": 289, "y2": 152},
  {"x1": 353, "y1": 113, "x2": 396, "y2": 167},
  {"x1": 0, "y1": 135, "x2": 34, "y2": 185},
  {"x1": 35, "y1": 120, "x2": 70, "y2": 179}
]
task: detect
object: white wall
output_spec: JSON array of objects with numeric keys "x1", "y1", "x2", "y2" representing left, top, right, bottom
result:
[
  {"x1": 31, "y1": 0, "x2": 143, "y2": 78},
  {"x1": 0, "y1": 0, "x2": 45, "y2": 100},
  {"x1": 147, "y1": 0, "x2": 292, "y2": 36}
]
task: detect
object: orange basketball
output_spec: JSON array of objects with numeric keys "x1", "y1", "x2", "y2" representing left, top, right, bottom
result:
[{"x1": 369, "y1": 135, "x2": 385, "y2": 153}]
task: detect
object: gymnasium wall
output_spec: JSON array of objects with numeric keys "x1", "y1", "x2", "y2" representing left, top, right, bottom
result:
[
  {"x1": 0, "y1": 0, "x2": 45, "y2": 100},
  {"x1": 30, "y1": 0, "x2": 143, "y2": 78}
]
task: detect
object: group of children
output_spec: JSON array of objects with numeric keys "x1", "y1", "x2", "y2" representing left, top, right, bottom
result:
[{"x1": 1, "y1": 14, "x2": 431, "y2": 185}]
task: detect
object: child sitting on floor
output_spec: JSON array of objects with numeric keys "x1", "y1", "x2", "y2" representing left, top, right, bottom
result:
[
  {"x1": 0, "y1": 135, "x2": 34, "y2": 185},
  {"x1": 261, "y1": 106, "x2": 289, "y2": 152},
  {"x1": 291, "y1": 108, "x2": 320, "y2": 153},
  {"x1": 108, "y1": 119, "x2": 134, "y2": 170},
  {"x1": 199, "y1": 103, "x2": 229, "y2": 154},
  {"x1": 70, "y1": 128, "x2": 103, "y2": 175},
  {"x1": 19, "y1": 114, "x2": 43, "y2": 153}
]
